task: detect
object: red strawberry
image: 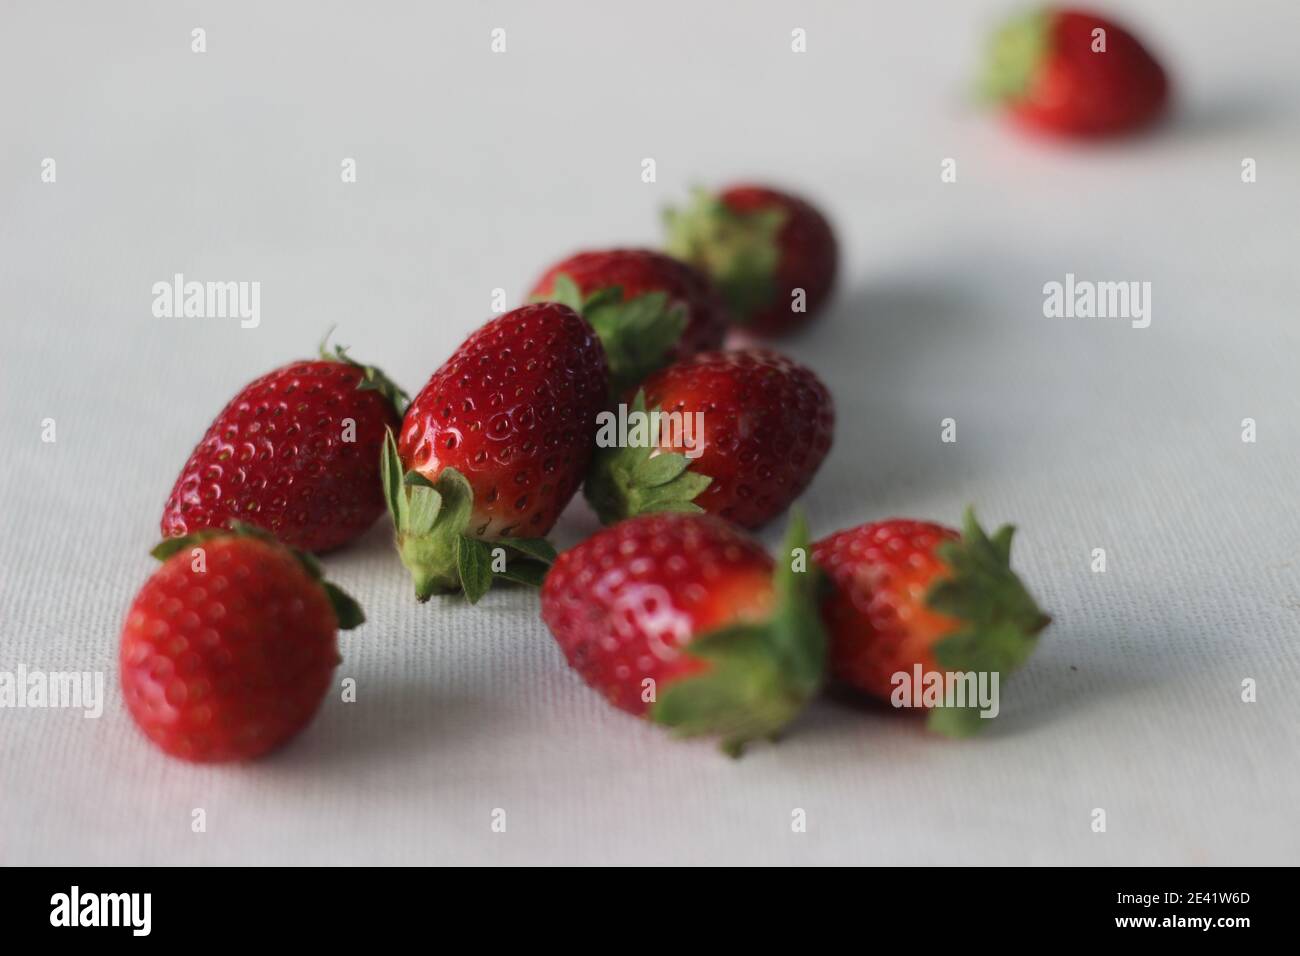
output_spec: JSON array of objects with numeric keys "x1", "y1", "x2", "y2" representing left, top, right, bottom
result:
[
  {"x1": 541, "y1": 512, "x2": 826, "y2": 755},
  {"x1": 585, "y1": 348, "x2": 834, "y2": 530},
  {"x1": 385, "y1": 302, "x2": 608, "y2": 601},
  {"x1": 811, "y1": 509, "x2": 1050, "y2": 737},
  {"x1": 529, "y1": 249, "x2": 726, "y2": 392},
  {"x1": 982, "y1": 7, "x2": 1170, "y2": 137},
  {"x1": 120, "y1": 524, "x2": 363, "y2": 762},
  {"x1": 664, "y1": 184, "x2": 837, "y2": 335},
  {"x1": 161, "y1": 341, "x2": 406, "y2": 553}
]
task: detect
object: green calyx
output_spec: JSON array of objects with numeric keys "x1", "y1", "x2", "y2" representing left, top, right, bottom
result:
[
  {"x1": 650, "y1": 512, "x2": 828, "y2": 756},
  {"x1": 663, "y1": 188, "x2": 785, "y2": 323},
  {"x1": 583, "y1": 389, "x2": 712, "y2": 524},
  {"x1": 978, "y1": 8, "x2": 1051, "y2": 102},
  {"x1": 924, "y1": 507, "x2": 1051, "y2": 737},
  {"x1": 533, "y1": 273, "x2": 687, "y2": 395},
  {"x1": 319, "y1": 329, "x2": 410, "y2": 418},
  {"x1": 381, "y1": 428, "x2": 556, "y2": 603},
  {"x1": 151, "y1": 522, "x2": 364, "y2": 630}
]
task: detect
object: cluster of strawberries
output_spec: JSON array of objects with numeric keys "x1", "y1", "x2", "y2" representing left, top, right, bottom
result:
[
  {"x1": 120, "y1": 183, "x2": 1044, "y2": 761},
  {"x1": 121, "y1": 7, "x2": 1169, "y2": 762}
]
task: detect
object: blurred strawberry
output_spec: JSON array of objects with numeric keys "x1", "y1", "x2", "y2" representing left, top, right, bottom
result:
[
  {"x1": 982, "y1": 7, "x2": 1170, "y2": 137},
  {"x1": 664, "y1": 184, "x2": 837, "y2": 335},
  {"x1": 530, "y1": 248, "x2": 726, "y2": 392}
]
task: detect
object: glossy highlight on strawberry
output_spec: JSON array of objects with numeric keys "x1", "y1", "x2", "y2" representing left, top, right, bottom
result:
[
  {"x1": 160, "y1": 344, "x2": 405, "y2": 553},
  {"x1": 387, "y1": 302, "x2": 608, "y2": 601}
]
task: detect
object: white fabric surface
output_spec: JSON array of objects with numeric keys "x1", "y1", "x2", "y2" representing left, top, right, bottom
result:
[{"x1": 2, "y1": 0, "x2": 1298, "y2": 865}]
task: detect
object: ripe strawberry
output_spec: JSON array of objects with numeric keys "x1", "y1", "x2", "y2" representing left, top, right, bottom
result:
[
  {"x1": 982, "y1": 7, "x2": 1170, "y2": 137},
  {"x1": 529, "y1": 249, "x2": 727, "y2": 392},
  {"x1": 161, "y1": 341, "x2": 406, "y2": 553},
  {"x1": 120, "y1": 524, "x2": 363, "y2": 762},
  {"x1": 585, "y1": 348, "x2": 833, "y2": 530},
  {"x1": 811, "y1": 509, "x2": 1050, "y2": 737},
  {"x1": 386, "y1": 302, "x2": 608, "y2": 602},
  {"x1": 664, "y1": 184, "x2": 837, "y2": 335},
  {"x1": 541, "y1": 512, "x2": 826, "y2": 755}
]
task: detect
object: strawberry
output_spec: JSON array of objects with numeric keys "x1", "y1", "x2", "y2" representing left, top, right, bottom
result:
[
  {"x1": 982, "y1": 7, "x2": 1170, "y2": 137},
  {"x1": 160, "y1": 341, "x2": 406, "y2": 553},
  {"x1": 385, "y1": 302, "x2": 608, "y2": 602},
  {"x1": 529, "y1": 249, "x2": 727, "y2": 392},
  {"x1": 664, "y1": 184, "x2": 837, "y2": 335},
  {"x1": 811, "y1": 509, "x2": 1050, "y2": 737},
  {"x1": 120, "y1": 524, "x2": 363, "y2": 762},
  {"x1": 585, "y1": 348, "x2": 834, "y2": 530},
  {"x1": 541, "y1": 512, "x2": 826, "y2": 755}
]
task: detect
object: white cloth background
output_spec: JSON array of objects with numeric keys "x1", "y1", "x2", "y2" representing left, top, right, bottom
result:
[{"x1": 2, "y1": 0, "x2": 1298, "y2": 865}]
